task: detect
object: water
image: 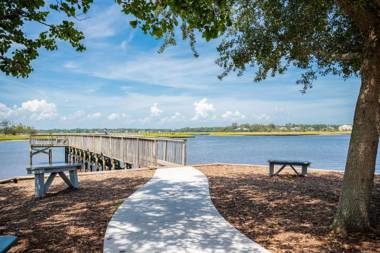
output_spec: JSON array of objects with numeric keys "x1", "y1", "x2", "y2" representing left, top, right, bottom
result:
[
  {"x1": 187, "y1": 135, "x2": 380, "y2": 172},
  {"x1": 0, "y1": 141, "x2": 65, "y2": 179},
  {"x1": 0, "y1": 135, "x2": 379, "y2": 179}
]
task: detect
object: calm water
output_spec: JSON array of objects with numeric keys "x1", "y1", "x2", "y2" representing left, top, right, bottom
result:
[{"x1": 0, "y1": 135, "x2": 379, "y2": 179}]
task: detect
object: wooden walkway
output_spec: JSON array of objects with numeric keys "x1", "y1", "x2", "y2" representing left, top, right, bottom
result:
[{"x1": 29, "y1": 134, "x2": 187, "y2": 171}]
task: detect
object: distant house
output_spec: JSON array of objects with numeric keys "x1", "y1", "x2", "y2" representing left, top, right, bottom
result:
[
  {"x1": 234, "y1": 127, "x2": 249, "y2": 131},
  {"x1": 339, "y1": 125, "x2": 353, "y2": 131},
  {"x1": 290, "y1": 127, "x2": 301, "y2": 131},
  {"x1": 279, "y1": 127, "x2": 288, "y2": 131}
]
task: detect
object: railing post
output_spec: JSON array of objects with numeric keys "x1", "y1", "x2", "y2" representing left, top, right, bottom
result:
[
  {"x1": 153, "y1": 139, "x2": 157, "y2": 168},
  {"x1": 181, "y1": 139, "x2": 187, "y2": 165},
  {"x1": 163, "y1": 140, "x2": 168, "y2": 162},
  {"x1": 29, "y1": 135, "x2": 33, "y2": 167},
  {"x1": 136, "y1": 138, "x2": 140, "y2": 168}
]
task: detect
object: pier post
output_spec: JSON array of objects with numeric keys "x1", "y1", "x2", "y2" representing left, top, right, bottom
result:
[
  {"x1": 94, "y1": 155, "x2": 99, "y2": 171},
  {"x1": 65, "y1": 147, "x2": 69, "y2": 163},
  {"x1": 102, "y1": 155, "x2": 106, "y2": 171},
  {"x1": 111, "y1": 159, "x2": 116, "y2": 170},
  {"x1": 48, "y1": 148, "x2": 52, "y2": 164}
]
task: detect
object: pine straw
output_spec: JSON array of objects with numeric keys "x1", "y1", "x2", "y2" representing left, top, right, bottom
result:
[
  {"x1": 196, "y1": 164, "x2": 380, "y2": 253},
  {"x1": 0, "y1": 169, "x2": 154, "y2": 253}
]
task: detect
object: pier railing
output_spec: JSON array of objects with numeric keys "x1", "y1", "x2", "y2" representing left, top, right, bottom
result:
[{"x1": 30, "y1": 134, "x2": 187, "y2": 168}]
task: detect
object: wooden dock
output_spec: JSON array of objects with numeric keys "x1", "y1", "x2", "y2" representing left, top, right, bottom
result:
[{"x1": 29, "y1": 134, "x2": 187, "y2": 171}]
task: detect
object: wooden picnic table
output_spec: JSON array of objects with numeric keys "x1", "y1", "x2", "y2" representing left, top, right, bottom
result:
[
  {"x1": 26, "y1": 163, "x2": 81, "y2": 198},
  {"x1": 268, "y1": 160, "x2": 310, "y2": 177}
]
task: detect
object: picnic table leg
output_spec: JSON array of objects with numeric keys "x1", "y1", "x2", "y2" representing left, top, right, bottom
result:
[
  {"x1": 44, "y1": 172, "x2": 57, "y2": 193},
  {"x1": 35, "y1": 173, "x2": 45, "y2": 198},
  {"x1": 301, "y1": 165, "x2": 308, "y2": 176},
  {"x1": 269, "y1": 163, "x2": 274, "y2": 176},
  {"x1": 58, "y1": 172, "x2": 74, "y2": 189},
  {"x1": 274, "y1": 164, "x2": 287, "y2": 176},
  {"x1": 289, "y1": 165, "x2": 301, "y2": 176},
  {"x1": 69, "y1": 170, "x2": 79, "y2": 189}
]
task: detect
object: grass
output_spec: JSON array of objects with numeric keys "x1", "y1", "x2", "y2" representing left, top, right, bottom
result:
[
  {"x1": 208, "y1": 131, "x2": 351, "y2": 136},
  {"x1": 142, "y1": 131, "x2": 350, "y2": 138},
  {"x1": 0, "y1": 134, "x2": 29, "y2": 141},
  {"x1": 142, "y1": 132, "x2": 195, "y2": 138}
]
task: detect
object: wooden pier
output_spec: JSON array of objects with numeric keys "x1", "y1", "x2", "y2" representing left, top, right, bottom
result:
[{"x1": 29, "y1": 134, "x2": 187, "y2": 171}]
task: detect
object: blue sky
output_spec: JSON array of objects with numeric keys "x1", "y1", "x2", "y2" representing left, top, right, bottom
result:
[{"x1": 0, "y1": 2, "x2": 360, "y2": 129}]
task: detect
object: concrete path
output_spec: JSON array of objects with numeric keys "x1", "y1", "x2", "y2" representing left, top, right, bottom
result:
[{"x1": 104, "y1": 166, "x2": 269, "y2": 253}]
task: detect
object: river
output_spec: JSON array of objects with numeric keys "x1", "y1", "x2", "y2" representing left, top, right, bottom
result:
[{"x1": 0, "y1": 135, "x2": 379, "y2": 179}]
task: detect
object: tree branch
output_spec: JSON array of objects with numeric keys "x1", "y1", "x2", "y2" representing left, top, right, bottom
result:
[{"x1": 336, "y1": 0, "x2": 378, "y2": 34}]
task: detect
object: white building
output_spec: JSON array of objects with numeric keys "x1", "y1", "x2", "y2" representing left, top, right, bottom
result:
[{"x1": 339, "y1": 125, "x2": 353, "y2": 131}]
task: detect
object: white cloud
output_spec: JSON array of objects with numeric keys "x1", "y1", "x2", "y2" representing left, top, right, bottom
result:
[
  {"x1": 0, "y1": 102, "x2": 11, "y2": 119},
  {"x1": 78, "y1": 4, "x2": 127, "y2": 39},
  {"x1": 0, "y1": 100, "x2": 57, "y2": 122},
  {"x1": 60, "y1": 110, "x2": 85, "y2": 121},
  {"x1": 107, "y1": 113, "x2": 127, "y2": 121},
  {"x1": 150, "y1": 103, "x2": 162, "y2": 117},
  {"x1": 255, "y1": 113, "x2": 271, "y2": 121},
  {"x1": 221, "y1": 110, "x2": 246, "y2": 121},
  {"x1": 17, "y1": 99, "x2": 57, "y2": 120},
  {"x1": 87, "y1": 112, "x2": 102, "y2": 119},
  {"x1": 160, "y1": 112, "x2": 184, "y2": 123},
  {"x1": 192, "y1": 98, "x2": 215, "y2": 120},
  {"x1": 120, "y1": 31, "x2": 135, "y2": 51},
  {"x1": 63, "y1": 61, "x2": 78, "y2": 70}
]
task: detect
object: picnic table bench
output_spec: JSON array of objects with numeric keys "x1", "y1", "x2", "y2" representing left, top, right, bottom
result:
[
  {"x1": 0, "y1": 236, "x2": 16, "y2": 253},
  {"x1": 268, "y1": 160, "x2": 310, "y2": 177},
  {"x1": 26, "y1": 163, "x2": 81, "y2": 198}
]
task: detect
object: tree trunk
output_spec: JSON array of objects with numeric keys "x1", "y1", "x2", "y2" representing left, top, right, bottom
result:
[{"x1": 332, "y1": 33, "x2": 380, "y2": 234}]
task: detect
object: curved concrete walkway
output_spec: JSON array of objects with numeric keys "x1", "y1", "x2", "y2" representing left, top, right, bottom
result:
[{"x1": 104, "y1": 166, "x2": 269, "y2": 253}]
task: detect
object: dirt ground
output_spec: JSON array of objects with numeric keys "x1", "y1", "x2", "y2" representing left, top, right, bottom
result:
[
  {"x1": 196, "y1": 164, "x2": 380, "y2": 253},
  {"x1": 0, "y1": 169, "x2": 154, "y2": 252}
]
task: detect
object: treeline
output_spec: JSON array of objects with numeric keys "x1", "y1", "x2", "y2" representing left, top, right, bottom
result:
[
  {"x1": 0, "y1": 120, "x2": 36, "y2": 135},
  {"x1": 41, "y1": 123, "x2": 347, "y2": 133},
  {"x1": 178, "y1": 123, "x2": 344, "y2": 132}
]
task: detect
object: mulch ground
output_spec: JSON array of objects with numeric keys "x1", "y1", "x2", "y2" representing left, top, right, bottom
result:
[
  {"x1": 196, "y1": 164, "x2": 380, "y2": 253},
  {"x1": 0, "y1": 169, "x2": 154, "y2": 252}
]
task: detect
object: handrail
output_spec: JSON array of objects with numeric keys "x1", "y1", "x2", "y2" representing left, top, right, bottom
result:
[{"x1": 29, "y1": 134, "x2": 187, "y2": 167}]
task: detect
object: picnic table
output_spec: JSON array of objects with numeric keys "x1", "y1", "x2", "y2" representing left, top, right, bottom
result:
[
  {"x1": 26, "y1": 163, "x2": 81, "y2": 198},
  {"x1": 268, "y1": 160, "x2": 310, "y2": 177}
]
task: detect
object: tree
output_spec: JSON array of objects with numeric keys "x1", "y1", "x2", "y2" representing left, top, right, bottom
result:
[
  {"x1": 1, "y1": 0, "x2": 379, "y2": 234},
  {"x1": 0, "y1": 0, "x2": 92, "y2": 77},
  {"x1": 118, "y1": 0, "x2": 379, "y2": 234}
]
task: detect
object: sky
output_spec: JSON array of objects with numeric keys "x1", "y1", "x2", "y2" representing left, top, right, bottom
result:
[{"x1": 0, "y1": 2, "x2": 361, "y2": 130}]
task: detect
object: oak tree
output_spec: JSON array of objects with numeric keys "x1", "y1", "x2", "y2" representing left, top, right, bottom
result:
[
  {"x1": 1, "y1": 0, "x2": 379, "y2": 234},
  {"x1": 118, "y1": 0, "x2": 379, "y2": 234}
]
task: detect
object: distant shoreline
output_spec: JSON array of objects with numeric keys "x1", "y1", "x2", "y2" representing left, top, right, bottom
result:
[
  {"x1": 0, "y1": 131, "x2": 351, "y2": 141},
  {"x1": 0, "y1": 135, "x2": 29, "y2": 142}
]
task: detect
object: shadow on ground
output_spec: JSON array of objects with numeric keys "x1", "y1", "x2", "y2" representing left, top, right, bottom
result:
[
  {"x1": 197, "y1": 164, "x2": 380, "y2": 253},
  {"x1": 0, "y1": 170, "x2": 154, "y2": 252}
]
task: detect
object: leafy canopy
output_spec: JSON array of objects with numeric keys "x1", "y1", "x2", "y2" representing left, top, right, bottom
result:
[
  {"x1": 0, "y1": 0, "x2": 92, "y2": 77},
  {"x1": 118, "y1": 0, "x2": 378, "y2": 90},
  {"x1": 2, "y1": 0, "x2": 379, "y2": 89}
]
